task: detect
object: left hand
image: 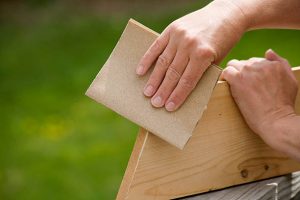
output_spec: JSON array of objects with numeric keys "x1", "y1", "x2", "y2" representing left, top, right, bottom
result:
[
  {"x1": 221, "y1": 49, "x2": 298, "y2": 150},
  {"x1": 135, "y1": 0, "x2": 248, "y2": 111}
]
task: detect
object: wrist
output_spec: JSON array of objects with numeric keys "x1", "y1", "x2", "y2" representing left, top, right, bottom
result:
[
  {"x1": 260, "y1": 105, "x2": 296, "y2": 134},
  {"x1": 259, "y1": 106, "x2": 297, "y2": 151},
  {"x1": 211, "y1": 0, "x2": 250, "y2": 33}
]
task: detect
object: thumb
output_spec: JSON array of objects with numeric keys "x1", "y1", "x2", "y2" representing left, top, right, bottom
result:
[{"x1": 265, "y1": 49, "x2": 284, "y2": 62}]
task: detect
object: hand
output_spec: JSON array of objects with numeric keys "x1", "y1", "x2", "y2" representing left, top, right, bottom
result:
[
  {"x1": 136, "y1": 0, "x2": 248, "y2": 111},
  {"x1": 221, "y1": 49, "x2": 298, "y2": 151}
]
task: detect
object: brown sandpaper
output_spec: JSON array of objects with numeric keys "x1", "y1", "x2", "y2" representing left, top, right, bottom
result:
[{"x1": 85, "y1": 19, "x2": 221, "y2": 149}]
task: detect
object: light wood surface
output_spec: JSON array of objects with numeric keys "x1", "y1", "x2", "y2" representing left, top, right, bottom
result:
[
  {"x1": 116, "y1": 67, "x2": 300, "y2": 200},
  {"x1": 183, "y1": 172, "x2": 300, "y2": 200}
]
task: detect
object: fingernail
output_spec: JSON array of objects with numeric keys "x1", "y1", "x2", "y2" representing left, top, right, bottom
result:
[
  {"x1": 136, "y1": 65, "x2": 143, "y2": 75},
  {"x1": 144, "y1": 85, "x2": 154, "y2": 96},
  {"x1": 151, "y1": 96, "x2": 162, "y2": 107},
  {"x1": 165, "y1": 102, "x2": 176, "y2": 112}
]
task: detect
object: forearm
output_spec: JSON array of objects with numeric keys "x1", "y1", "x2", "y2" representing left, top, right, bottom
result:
[
  {"x1": 272, "y1": 114, "x2": 300, "y2": 162},
  {"x1": 229, "y1": 0, "x2": 300, "y2": 30},
  {"x1": 213, "y1": 0, "x2": 300, "y2": 30}
]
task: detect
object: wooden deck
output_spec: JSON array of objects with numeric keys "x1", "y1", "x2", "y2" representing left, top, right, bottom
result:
[{"x1": 183, "y1": 172, "x2": 300, "y2": 200}]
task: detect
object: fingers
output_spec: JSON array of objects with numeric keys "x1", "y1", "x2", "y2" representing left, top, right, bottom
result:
[
  {"x1": 221, "y1": 58, "x2": 243, "y2": 85},
  {"x1": 143, "y1": 37, "x2": 177, "y2": 97},
  {"x1": 220, "y1": 66, "x2": 240, "y2": 84},
  {"x1": 136, "y1": 28, "x2": 170, "y2": 76},
  {"x1": 265, "y1": 49, "x2": 283, "y2": 62},
  {"x1": 223, "y1": 50, "x2": 293, "y2": 89},
  {"x1": 265, "y1": 49, "x2": 292, "y2": 71},
  {"x1": 265, "y1": 49, "x2": 292, "y2": 66},
  {"x1": 227, "y1": 59, "x2": 244, "y2": 71},
  {"x1": 265, "y1": 49, "x2": 296, "y2": 81},
  {"x1": 227, "y1": 57, "x2": 266, "y2": 73},
  {"x1": 165, "y1": 57, "x2": 210, "y2": 111},
  {"x1": 150, "y1": 49, "x2": 189, "y2": 107}
]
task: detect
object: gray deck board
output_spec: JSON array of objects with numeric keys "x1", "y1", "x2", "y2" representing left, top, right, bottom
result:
[{"x1": 181, "y1": 172, "x2": 300, "y2": 200}]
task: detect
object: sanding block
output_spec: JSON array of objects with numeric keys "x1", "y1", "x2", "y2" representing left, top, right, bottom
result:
[{"x1": 86, "y1": 19, "x2": 221, "y2": 149}]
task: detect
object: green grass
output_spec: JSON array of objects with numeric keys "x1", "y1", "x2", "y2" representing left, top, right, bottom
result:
[{"x1": 1, "y1": 3, "x2": 300, "y2": 200}]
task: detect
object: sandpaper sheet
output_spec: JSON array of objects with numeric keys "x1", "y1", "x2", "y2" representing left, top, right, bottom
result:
[{"x1": 86, "y1": 19, "x2": 221, "y2": 149}]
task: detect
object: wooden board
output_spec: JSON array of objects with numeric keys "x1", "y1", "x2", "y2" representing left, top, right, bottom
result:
[
  {"x1": 183, "y1": 172, "x2": 300, "y2": 200},
  {"x1": 116, "y1": 67, "x2": 300, "y2": 200}
]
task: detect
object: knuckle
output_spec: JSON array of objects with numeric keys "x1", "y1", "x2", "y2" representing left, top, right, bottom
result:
[
  {"x1": 242, "y1": 64, "x2": 252, "y2": 71},
  {"x1": 152, "y1": 39, "x2": 163, "y2": 52},
  {"x1": 195, "y1": 46, "x2": 215, "y2": 60},
  {"x1": 174, "y1": 26, "x2": 187, "y2": 36},
  {"x1": 238, "y1": 70, "x2": 247, "y2": 80},
  {"x1": 248, "y1": 60, "x2": 257, "y2": 67},
  {"x1": 194, "y1": 47, "x2": 203, "y2": 56},
  {"x1": 224, "y1": 68, "x2": 240, "y2": 82},
  {"x1": 166, "y1": 67, "x2": 181, "y2": 82},
  {"x1": 222, "y1": 70, "x2": 231, "y2": 81},
  {"x1": 248, "y1": 57, "x2": 263, "y2": 63},
  {"x1": 169, "y1": 21, "x2": 179, "y2": 31},
  {"x1": 183, "y1": 35, "x2": 196, "y2": 46},
  {"x1": 181, "y1": 37, "x2": 198, "y2": 51},
  {"x1": 157, "y1": 55, "x2": 171, "y2": 67},
  {"x1": 223, "y1": 68, "x2": 232, "y2": 78},
  {"x1": 248, "y1": 57, "x2": 257, "y2": 61},
  {"x1": 227, "y1": 59, "x2": 239, "y2": 67},
  {"x1": 180, "y1": 76, "x2": 197, "y2": 90}
]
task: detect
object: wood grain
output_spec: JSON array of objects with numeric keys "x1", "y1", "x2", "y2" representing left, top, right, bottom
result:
[{"x1": 116, "y1": 67, "x2": 300, "y2": 200}]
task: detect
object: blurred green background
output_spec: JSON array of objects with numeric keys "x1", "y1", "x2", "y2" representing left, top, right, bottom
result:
[{"x1": 1, "y1": 0, "x2": 300, "y2": 199}]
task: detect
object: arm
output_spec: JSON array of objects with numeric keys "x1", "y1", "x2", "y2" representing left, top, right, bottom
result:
[
  {"x1": 232, "y1": 0, "x2": 300, "y2": 30},
  {"x1": 273, "y1": 114, "x2": 300, "y2": 161},
  {"x1": 221, "y1": 50, "x2": 300, "y2": 162},
  {"x1": 137, "y1": 0, "x2": 300, "y2": 112}
]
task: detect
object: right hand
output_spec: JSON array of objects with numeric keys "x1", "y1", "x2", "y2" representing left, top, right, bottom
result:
[
  {"x1": 221, "y1": 50, "x2": 298, "y2": 152},
  {"x1": 136, "y1": 0, "x2": 249, "y2": 111}
]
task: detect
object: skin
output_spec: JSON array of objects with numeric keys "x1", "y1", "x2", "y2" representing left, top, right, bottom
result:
[
  {"x1": 136, "y1": 0, "x2": 300, "y2": 161},
  {"x1": 137, "y1": 0, "x2": 300, "y2": 112},
  {"x1": 136, "y1": 0, "x2": 247, "y2": 111},
  {"x1": 221, "y1": 50, "x2": 300, "y2": 161}
]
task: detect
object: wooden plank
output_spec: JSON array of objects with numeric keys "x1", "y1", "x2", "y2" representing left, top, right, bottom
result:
[
  {"x1": 117, "y1": 129, "x2": 148, "y2": 200},
  {"x1": 183, "y1": 172, "x2": 300, "y2": 200},
  {"x1": 116, "y1": 67, "x2": 300, "y2": 200}
]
